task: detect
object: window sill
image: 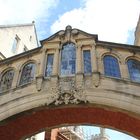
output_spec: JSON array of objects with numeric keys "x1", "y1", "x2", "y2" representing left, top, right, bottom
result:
[
  {"x1": 101, "y1": 74, "x2": 140, "y2": 85},
  {"x1": 59, "y1": 74, "x2": 75, "y2": 78},
  {"x1": 0, "y1": 88, "x2": 12, "y2": 95},
  {"x1": 84, "y1": 73, "x2": 92, "y2": 76},
  {"x1": 17, "y1": 81, "x2": 34, "y2": 88},
  {"x1": 103, "y1": 75, "x2": 122, "y2": 80}
]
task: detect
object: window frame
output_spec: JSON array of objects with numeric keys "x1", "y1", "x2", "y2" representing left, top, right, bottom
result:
[
  {"x1": 19, "y1": 61, "x2": 36, "y2": 86},
  {"x1": 12, "y1": 35, "x2": 20, "y2": 54},
  {"x1": 82, "y1": 49, "x2": 92, "y2": 74},
  {"x1": 0, "y1": 68, "x2": 15, "y2": 92},
  {"x1": 45, "y1": 53, "x2": 54, "y2": 77},
  {"x1": 103, "y1": 55, "x2": 121, "y2": 78},
  {"x1": 127, "y1": 59, "x2": 140, "y2": 82},
  {"x1": 60, "y1": 42, "x2": 76, "y2": 76}
]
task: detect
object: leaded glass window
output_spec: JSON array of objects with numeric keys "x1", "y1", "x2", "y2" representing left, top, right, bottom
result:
[
  {"x1": 127, "y1": 59, "x2": 140, "y2": 82},
  {"x1": 0, "y1": 69, "x2": 14, "y2": 91},
  {"x1": 45, "y1": 54, "x2": 54, "y2": 77},
  {"x1": 12, "y1": 36, "x2": 20, "y2": 53},
  {"x1": 61, "y1": 43, "x2": 76, "y2": 75},
  {"x1": 83, "y1": 50, "x2": 92, "y2": 73},
  {"x1": 19, "y1": 63, "x2": 35, "y2": 85},
  {"x1": 103, "y1": 55, "x2": 121, "y2": 78}
]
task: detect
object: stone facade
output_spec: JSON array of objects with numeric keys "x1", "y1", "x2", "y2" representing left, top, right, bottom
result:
[
  {"x1": 135, "y1": 15, "x2": 140, "y2": 46},
  {"x1": 0, "y1": 22, "x2": 38, "y2": 58},
  {"x1": 0, "y1": 24, "x2": 140, "y2": 140}
]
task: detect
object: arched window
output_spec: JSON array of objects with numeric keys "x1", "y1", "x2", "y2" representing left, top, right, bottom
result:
[
  {"x1": 127, "y1": 59, "x2": 140, "y2": 82},
  {"x1": 0, "y1": 69, "x2": 14, "y2": 91},
  {"x1": 103, "y1": 55, "x2": 121, "y2": 78},
  {"x1": 61, "y1": 43, "x2": 76, "y2": 75},
  {"x1": 19, "y1": 62, "x2": 35, "y2": 85}
]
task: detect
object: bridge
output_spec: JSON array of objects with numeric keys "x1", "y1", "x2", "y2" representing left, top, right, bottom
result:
[{"x1": 0, "y1": 26, "x2": 140, "y2": 140}]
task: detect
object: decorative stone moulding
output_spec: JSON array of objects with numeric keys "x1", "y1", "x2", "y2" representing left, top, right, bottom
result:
[
  {"x1": 47, "y1": 77, "x2": 87, "y2": 106},
  {"x1": 58, "y1": 25, "x2": 79, "y2": 43}
]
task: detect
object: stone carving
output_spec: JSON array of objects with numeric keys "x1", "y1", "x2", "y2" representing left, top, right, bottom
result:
[
  {"x1": 47, "y1": 86, "x2": 60, "y2": 105},
  {"x1": 58, "y1": 25, "x2": 78, "y2": 43},
  {"x1": 47, "y1": 78, "x2": 87, "y2": 105},
  {"x1": 54, "y1": 85, "x2": 86, "y2": 105}
]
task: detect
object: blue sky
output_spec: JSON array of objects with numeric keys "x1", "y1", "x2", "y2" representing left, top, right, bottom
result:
[
  {"x1": 0, "y1": 0, "x2": 139, "y2": 44},
  {"x1": 82, "y1": 126, "x2": 137, "y2": 140},
  {"x1": 0, "y1": 0, "x2": 139, "y2": 139}
]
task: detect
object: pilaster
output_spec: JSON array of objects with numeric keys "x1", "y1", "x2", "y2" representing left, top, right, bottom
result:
[
  {"x1": 120, "y1": 61, "x2": 129, "y2": 80},
  {"x1": 11, "y1": 68, "x2": 20, "y2": 89},
  {"x1": 91, "y1": 43, "x2": 98, "y2": 72},
  {"x1": 52, "y1": 47, "x2": 60, "y2": 76},
  {"x1": 39, "y1": 48, "x2": 46, "y2": 77},
  {"x1": 76, "y1": 44, "x2": 82, "y2": 74},
  {"x1": 91, "y1": 42, "x2": 100, "y2": 87},
  {"x1": 36, "y1": 48, "x2": 46, "y2": 91}
]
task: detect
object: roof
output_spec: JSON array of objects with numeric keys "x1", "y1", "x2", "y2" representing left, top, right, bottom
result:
[
  {"x1": 0, "y1": 47, "x2": 41, "y2": 65},
  {"x1": 0, "y1": 52, "x2": 6, "y2": 59},
  {"x1": 40, "y1": 25, "x2": 98, "y2": 45},
  {"x1": 0, "y1": 22, "x2": 35, "y2": 29}
]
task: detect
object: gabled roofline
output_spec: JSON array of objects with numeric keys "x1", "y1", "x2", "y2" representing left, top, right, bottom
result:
[
  {"x1": 40, "y1": 30, "x2": 64, "y2": 44},
  {"x1": 40, "y1": 28, "x2": 98, "y2": 45}
]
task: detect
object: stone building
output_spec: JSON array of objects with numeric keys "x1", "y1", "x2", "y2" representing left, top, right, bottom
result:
[
  {"x1": 135, "y1": 15, "x2": 140, "y2": 46},
  {"x1": 45, "y1": 126, "x2": 84, "y2": 140},
  {"x1": 91, "y1": 128, "x2": 109, "y2": 140},
  {"x1": 27, "y1": 126, "x2": 84, "y2": 140},
  {"x1": 0, "y1": 16, "x2": 140, "y2": 140},
  {"x1": 0, "y1": 22, "x2": 38, "y2": 58}
]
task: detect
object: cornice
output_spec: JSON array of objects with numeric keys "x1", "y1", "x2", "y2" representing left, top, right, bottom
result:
[
  {"x1": 97, "y1": 41, "x2": 140, "y2": 51},
  {"x1": 0, "y1": 47, "x2": 41, "y2": 65}
]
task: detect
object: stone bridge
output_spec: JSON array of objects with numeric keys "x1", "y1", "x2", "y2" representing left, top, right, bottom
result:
[{"x1": 0, "y1": 26, "x2": 140, "y2": 140}]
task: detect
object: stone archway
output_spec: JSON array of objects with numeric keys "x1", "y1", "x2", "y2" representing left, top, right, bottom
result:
[{"x1": 0, "y1": 106, "x2": 140, "y2": 140}]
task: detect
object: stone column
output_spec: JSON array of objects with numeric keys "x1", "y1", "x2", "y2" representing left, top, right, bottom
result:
[
  {"x1": 91, "y1": 43, "x2": 98, "y2": 72},
  {"x1": 11, "y1": 68, "x2": 20, "y2": 89},
  {"x1": 91, "y1": 42, "x2": 100, "y2": 87},
  {"x1": 36, "y1": 48, "x2": 46, "y2": 91},
  {"x1": 76, "y1": 44, "x2": 82, "y2": 74},
  {"x1": 76, "y1": 44, "x2": 83, "y2": 89},
  {"x1": 39, "y1": 48, "x2": 46, "y2": 76},
  {"x1": 120, "y1": 60, "x2": 129, "y2": 80},
  {"x1": 52, "y1": 47, "x2": 60, "y2": 76}
]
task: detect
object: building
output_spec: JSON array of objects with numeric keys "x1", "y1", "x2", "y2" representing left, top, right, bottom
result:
[
  {"x1": 91, "y1": 128, "x2": 109, "y2": 140},
  {"x1": 45, "y1": 126, "x2": 84, "y2": 140},
  {"x1": 0, "y1": 22, "x2": 40, "y2": 139},
  {"x1": 0, "y1": 16, "x2": 140, "y2": 140},
  {"x1": 0, "y1": 21, "x2": 38, "y2": 58},
  {"x1": 0, "y1": 52, "x2": 6, "y2": 60},
  {"x1": 134, "y1": 15, "x2": 140, "y2": 46},
  {"x1": 26, "y1": 126, "x2": 84, "y2": 140}
]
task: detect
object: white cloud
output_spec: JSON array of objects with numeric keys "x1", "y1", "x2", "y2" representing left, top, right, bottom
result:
[
  {"x1": 51, "y1": 0, "x2": 140, "y2": 44},
  {"x1": 0, "y1": 0, "x2": 59, "y2": 24}
]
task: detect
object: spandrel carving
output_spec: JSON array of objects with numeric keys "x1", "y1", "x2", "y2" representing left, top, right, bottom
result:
[{"x1": 46, "y1": 78, "x2": 87, "y2": 105}]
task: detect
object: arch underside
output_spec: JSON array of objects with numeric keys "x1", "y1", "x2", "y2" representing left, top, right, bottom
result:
[{"x1": 0, "y1": 105, "x2": 140, "y2": 140}]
